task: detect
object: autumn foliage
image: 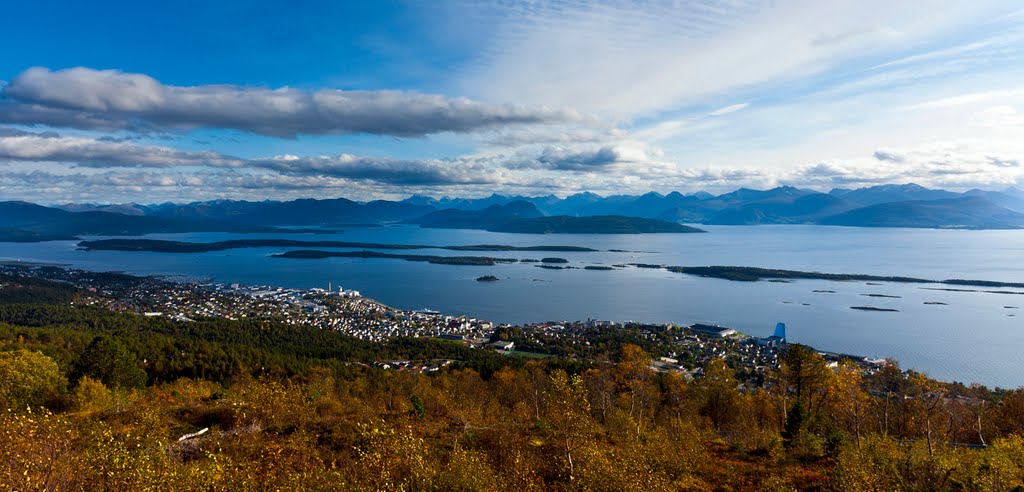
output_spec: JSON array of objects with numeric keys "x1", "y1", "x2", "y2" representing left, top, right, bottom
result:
[
  {"x1": 1, "y1": 342, "x2": 1023, "y2": 491},
  {"x1": 1, "y1": 294, "x2": 1024, "y2": 490}
]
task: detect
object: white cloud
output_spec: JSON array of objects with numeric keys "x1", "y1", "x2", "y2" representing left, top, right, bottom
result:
[
  {"x1": 0, "y1": 132, "x2": 243, "y2": 168},
  {"x1": 707, "y1": 103, "x2": 748, "y2": 116},
  {"x1": 906, "y1": 89, "x2": 1024, "y2": 111},
  {"x1": 3, "y1": 130, "x2": 1023, "y2": 201},
  {"x1": 0, "y1": 67, "x2": 589, "y2": 137}
]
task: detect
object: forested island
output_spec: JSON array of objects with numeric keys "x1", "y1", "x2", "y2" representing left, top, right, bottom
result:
[
  {"x1": 261, "y1": 249, "x2": 1024, "y2": 292},
  {"x1": 271, "y1": 249, "x2": 519, "y2": 265},
  {"x1": 851, "y1": 306, "x2": 901, "y2": 312},
  {"x1": 666, "y1": 265, "x2": 1024, "y2": 289},
  {"x1": 78, "y1": 238, "x2": 598, "y2": 253}
]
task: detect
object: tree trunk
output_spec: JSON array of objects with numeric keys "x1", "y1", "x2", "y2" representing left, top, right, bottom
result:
[
  {"x1": 565, "y1": 438, "x2": 574, "y2": 482},
  {"x1": 976, "y1": 412, "x2": 986, "y2": 447},
  {"x1": 925, "y1": 415, "x2": 934, "y2": 459}
]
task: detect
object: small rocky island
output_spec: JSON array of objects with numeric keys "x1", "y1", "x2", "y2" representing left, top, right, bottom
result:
[{"x1": 476, "y1": 275, "x2": 499, "y2": 282}]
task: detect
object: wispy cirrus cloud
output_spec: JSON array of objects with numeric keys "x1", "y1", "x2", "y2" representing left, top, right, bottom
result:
[
  {"x1": 456, "y1": 0, "x2": 1018, "y2": 117},
  {"x1": 707, "y1": 103, "x2": 748, "y2": 116}
]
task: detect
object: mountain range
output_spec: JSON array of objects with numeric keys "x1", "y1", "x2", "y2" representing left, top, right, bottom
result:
[
  {"x1": 0, "y1": 183, "x2": 1020, "y2": 241},
  {"x1": 0, "y1": 201, "x2": 291, "y2": 239},
  {"x1": 406, "y1": 202, "x2": 703, "y2": 233},
  {"x1": 401, "y1": 184, "x2": 1024, "y2": 228}
]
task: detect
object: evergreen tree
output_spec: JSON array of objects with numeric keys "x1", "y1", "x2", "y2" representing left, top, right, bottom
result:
[{"x1": 76, "y1": 336, "x2": 147, "y2": 389}]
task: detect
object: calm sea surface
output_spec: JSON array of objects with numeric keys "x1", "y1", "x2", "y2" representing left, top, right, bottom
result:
[{"x1": 2, "y1": 225, "x2": 1023, "y2": 388}]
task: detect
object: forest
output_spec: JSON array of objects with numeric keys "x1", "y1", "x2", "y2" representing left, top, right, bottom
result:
[{"x1": 1, "y1": 278, "x2": 1024, "y2": 490}]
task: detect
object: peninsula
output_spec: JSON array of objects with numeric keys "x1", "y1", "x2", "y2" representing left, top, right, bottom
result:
[
  {"x1": 271, "y1": 250, "x2": 519, "y2": 266},
  {"x1": 664, "y1": 265, "x2": 1024, "y2": 288},
  {"x1": 77, "y1": 238, "x2": 598, "y2": 253}
]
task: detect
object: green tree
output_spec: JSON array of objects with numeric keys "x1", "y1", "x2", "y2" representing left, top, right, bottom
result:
[
  {"x1": 783, "y1": 400, "x2": 808, "y2": 447},
  {"x1": 75, "y1": 337, "x2": 147, "y2": 389},
  {"x1": 410, "y1": 393, "x2": 426, "y2": 421},
  {"x1": 0, "y1": 349, "x2": 67, "y2": 409}
]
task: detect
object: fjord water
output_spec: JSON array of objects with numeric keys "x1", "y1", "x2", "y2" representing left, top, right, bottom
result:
[{"x1": 2, "y1": 225, "x2": 1023, "y2": 388}]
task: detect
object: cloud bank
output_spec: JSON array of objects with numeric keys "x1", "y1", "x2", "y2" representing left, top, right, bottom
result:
[
  {"x1": 0, "y1": 67, "x2": 586, "y2": 137},
  {"x1": 3, "y1": 130, "x2": 1023, "y2": 204}
]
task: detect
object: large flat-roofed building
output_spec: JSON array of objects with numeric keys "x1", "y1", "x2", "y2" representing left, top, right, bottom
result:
[{"x1": 686, "y1": 323, "x2": 737, "y2": 338}]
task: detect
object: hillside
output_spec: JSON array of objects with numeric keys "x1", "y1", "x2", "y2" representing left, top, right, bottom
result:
[
  {"x1": 148, "y1": 197, "x2": 434, "y2": 225},
  {"x1": 829, "y1": 183, "x2": 961, "y2": 206},
  {"x1": 818, "y1": 196, "x2": 1024, "y2": 229},
  {"x1": 0, "y1": 227, "x2": 78, "y2": 242},
  {"x1": 407, "y1": 200, "x2": 546, "y2": 229},
  {"x1": 708, "y1": 193, "x2": 852, "y2": 225},
  {"x1": 408, "y1": 201, "x2": 704, "y2": 233},
  {"x1": 0, "y1": 273, "x2": 1022, "y2": 490},
  {"x1": 0, "y1": 201, "x2": 275, "y2": 237},
  {"x1": 490, "y1": 215, "x2": 706, "y2": 234}
]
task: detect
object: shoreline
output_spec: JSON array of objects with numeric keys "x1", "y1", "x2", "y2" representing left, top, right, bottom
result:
[
  {"x1": 1, "y1": 263, "x2": 897, "y2": 379},
  {"x1": 69, "y1": 238, "x2": 1024, "y2": 289}
]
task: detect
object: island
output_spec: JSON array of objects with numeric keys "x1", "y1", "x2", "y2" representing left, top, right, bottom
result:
[
  {"x1": 584, "y1": 265, "x2": 615, "y2": 271},
  {"x1": 476, "y1": 275, "x2": 499, "y2": 282},
  {"x1": 78, "y1": 238, "x2": 598, "y2": 253},
  {"x1": 271, "y1": 250, "x2": 518, "y2": 266},
  {"x1": 540, "y1": 257, "x2": 569, "y2": 264},
  {"x1": 629, "y1": 263, "x2": 664, "y2": 269},
  {"x1": 664, "y1": 265, "x2": 1024, "y2": 288},
  {"x1": 851, "y1": 306, "x2": 900, "y2": 312}
]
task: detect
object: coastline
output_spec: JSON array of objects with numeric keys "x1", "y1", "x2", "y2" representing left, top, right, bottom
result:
[{"x1": 2, "y1": 263, "x2": 897, "y2": 383}]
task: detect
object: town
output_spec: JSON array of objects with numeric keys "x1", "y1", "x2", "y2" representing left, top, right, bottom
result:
[{"x1": 1, "y1": 263, "x2": 885, "y2": 379}]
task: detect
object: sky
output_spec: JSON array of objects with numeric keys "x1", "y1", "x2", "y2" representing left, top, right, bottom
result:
[{"x1": 1, "y1": 0, "x2": 1023, "y2": 204}]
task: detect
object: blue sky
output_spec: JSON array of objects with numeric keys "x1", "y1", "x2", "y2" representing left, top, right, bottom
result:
[{"x1": 1, "y1": 0, "x2": 1023, "y2": 203}]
